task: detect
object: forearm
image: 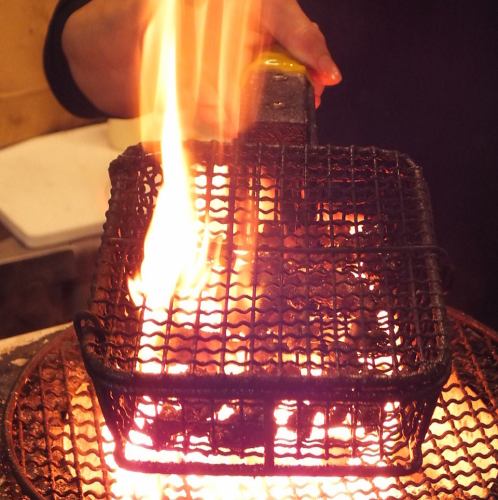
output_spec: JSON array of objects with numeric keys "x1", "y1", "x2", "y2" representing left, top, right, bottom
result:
[
  {"x1": 48, "y1": 0, "x2": 340, "y2": 120},
  {"x1": 61, "y1": 0, "x2": 150, "y2": 117}
]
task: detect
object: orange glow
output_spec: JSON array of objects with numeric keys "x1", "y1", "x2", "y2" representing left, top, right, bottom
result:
[
  {"x1": 129, "y1": 0, "x2": 204, "y2": 374},
  {"x1": 63, "y1": 378, "x2": 497, "y2": 499},
  {"x1": 115, "y1": 1, "x2": 445, "y2": 496},
  {"x1": 139, "y1": 0, "x2": 265, "y2": 143},
  {"x1": 128, "y1": 0, "x2": 264, "y2": 375}
]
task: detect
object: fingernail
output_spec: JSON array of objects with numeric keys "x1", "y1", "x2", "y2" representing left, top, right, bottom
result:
[{"x1": 318, "y1": 54, "x2": 342, "y2": 83}]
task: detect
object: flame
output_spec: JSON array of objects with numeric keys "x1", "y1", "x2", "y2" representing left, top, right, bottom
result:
[
  {"x1": 128, "y1": 0, "x2": 202, "y2": 374},
  {"x1": 108, "y1": 2, "x2": 471, "y2": 497},
  {"x1": 138, "y1": 0, "x2": 264, "y2": 143},
  {"x1": 63, "y1": 375, "x2": 498, "y2": 499},
  {"x1": 128, "y1": 0, "x2": 265, "y2": 375},
  {"x1": 133, "y1": 1, "x2": 199, "y2": 309}
]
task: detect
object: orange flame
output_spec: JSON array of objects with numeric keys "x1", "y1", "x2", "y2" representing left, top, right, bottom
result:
[
  {"x1": 130, "y1": 0, "x2": 198, "y2": 308},
  {"x1": 120, "y1": 2, "x2": 421, "y2": 495},
  {"x1": 128, "y1": 0, "x2": 265, "y2": 374},
  {"x1": 138, "y1": 0, "x2": 264, "y2": 144}
]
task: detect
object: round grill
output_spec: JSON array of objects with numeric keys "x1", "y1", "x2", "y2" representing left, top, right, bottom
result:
[{"x1": 4, "y1": 309, "x2": 496, "y2": 499}]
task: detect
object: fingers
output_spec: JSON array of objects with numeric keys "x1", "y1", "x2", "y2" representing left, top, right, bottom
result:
[{"x1": 262, "y1": 0, "x2": 341, "y2": 89}]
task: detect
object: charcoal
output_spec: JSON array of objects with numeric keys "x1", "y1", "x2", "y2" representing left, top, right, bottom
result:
[
  {"x1": 148, "y1": 405, "x2": 184, "y2": 447},
  {"x1": 328, "y1": 405, "x2": 349, "y2": 425},
  {"x1": 287, "y1": 403, "x2": 316, "y2": 442},
  {"x1": 215, "y1": 404, "x2": 265, "y2": 451},
  {"x1": 356, "y1": 405, "x2": 380, "y2": 429}
]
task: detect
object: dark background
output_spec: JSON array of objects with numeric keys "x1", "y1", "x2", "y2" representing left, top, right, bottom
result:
[{"x1": 301, "y1": 0, "x2": 497, "y2": 329}]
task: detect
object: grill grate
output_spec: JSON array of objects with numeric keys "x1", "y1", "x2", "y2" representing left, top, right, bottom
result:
[
  {"x1": 74, "y1": 142, "x2": 450, "y2": 475},
  {"x1": 3, "y1": 310, "x2": 496, "y2": 499}
]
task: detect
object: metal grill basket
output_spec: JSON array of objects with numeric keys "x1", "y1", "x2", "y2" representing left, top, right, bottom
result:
[{"x1": 75, "y1": 141, "x2": 450, "y2": 476}]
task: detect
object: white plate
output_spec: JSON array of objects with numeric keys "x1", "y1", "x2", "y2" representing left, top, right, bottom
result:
[{"x1": 0, "y1": 124, "x2": 116, "y2": 248}]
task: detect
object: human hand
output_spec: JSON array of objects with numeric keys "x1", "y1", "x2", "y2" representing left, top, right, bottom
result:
[
  {"x1": 62, "y1": 0, "x2": 341, "y2": 132},
  {"x1": 261, "y1": 0, "x2": 342, "y2": 108},
  {"x1": 177, "y1": 0, "x2": 341, "y2": 138}
]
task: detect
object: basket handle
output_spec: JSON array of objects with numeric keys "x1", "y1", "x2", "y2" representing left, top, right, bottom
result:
[
  {"x1": 74, "y1": 311, "x2": 106, "y2": 346},
  {"x1": 240, "y1": 44, "x2": 317, "y2": 145}
]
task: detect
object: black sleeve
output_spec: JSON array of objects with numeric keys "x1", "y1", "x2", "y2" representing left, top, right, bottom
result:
[{"x1": 43, "y1": 0, "x2": 106, "y2": 118}]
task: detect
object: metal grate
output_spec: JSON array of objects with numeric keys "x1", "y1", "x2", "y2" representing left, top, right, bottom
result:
[
  {"x1": 74, "y1": 142, "x2": 450, "y2": 475},
  {"x1": 4, "y1": 310, "x2": 496, "y2": 499}
]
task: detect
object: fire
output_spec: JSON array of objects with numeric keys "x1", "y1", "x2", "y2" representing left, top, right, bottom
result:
[
  {"x1": 128, "y1": 0, "x2": 206, "y2": 374},
  {"x1": 138, "y1": 0, "x2": 264, "y2": 143},
  {"x1": 124, "y1": 0, "x2": 261, "y2": 472},
  {"x1": 128, "y1": 0, "x2": 263, "y2": 374},
  {"x1": 97, "y1": 1, "x2": 472, "y2": 497},
  {"x1": 63, "y1": 375, "x2": 498, "y2": 499}
]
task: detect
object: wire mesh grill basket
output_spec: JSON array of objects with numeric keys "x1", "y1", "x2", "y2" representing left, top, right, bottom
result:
[{"x1": 75, "y1": 141, "x2": 450, "y2": 475}]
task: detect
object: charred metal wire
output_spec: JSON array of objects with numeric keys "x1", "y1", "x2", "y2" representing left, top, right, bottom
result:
[{"x1": 72, "y1": 142, "x2": 451, "y2": 475}]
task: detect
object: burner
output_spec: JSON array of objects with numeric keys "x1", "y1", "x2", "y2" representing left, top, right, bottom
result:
[{"x1": 4, "y1": 308, "x2": 496, "y2": 499}]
